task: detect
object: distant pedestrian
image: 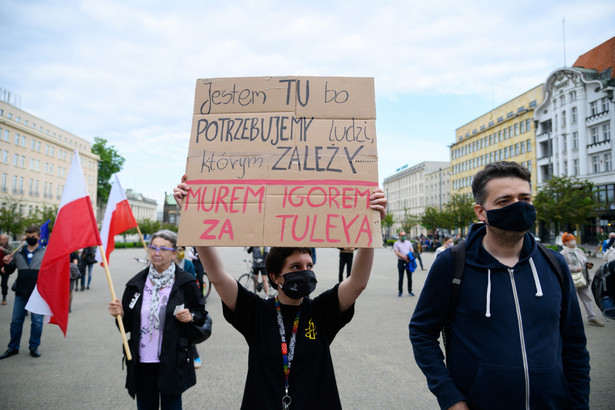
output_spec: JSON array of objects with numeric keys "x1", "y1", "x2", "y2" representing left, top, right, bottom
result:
[
  {"x1": 1, "y1": 225, "x2": 46, "y2": 359},
  {"x1": 560, "y1": 233, "x2": 604, "y2": 327},
  {"x1": 434, "y1": 236, "x2": 453, "y2": 258},
  {"x1": 79, "y1": 246, "x2": 97, "y2": 290},
  {"x1": 247, "y1": 246, "x2": 270, "y2": 295},
  {"x1": 0, "y1": 233, "x2": 13, "y2": 305},
  {"x1": 338, "y1": 247, "x2": 355, "y2": 282},
  {"x1": 393, "y1": 231, "x2": 414, "y2": 296},
  {"x1": 413, "y1": 238, "x2": 424, "y2": 270}
]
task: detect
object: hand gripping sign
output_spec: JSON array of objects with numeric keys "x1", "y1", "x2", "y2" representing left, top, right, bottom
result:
[{"x1": 177, "y1": 76, "x2": 381, "y2": 248}]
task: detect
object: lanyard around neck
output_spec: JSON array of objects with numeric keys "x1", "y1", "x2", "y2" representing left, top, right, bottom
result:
[{"x1": 275, "y1": 297, "x2": 301, "y2": 408}]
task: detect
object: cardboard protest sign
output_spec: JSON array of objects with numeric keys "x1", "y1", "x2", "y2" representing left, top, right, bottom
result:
[{"x1": 178, "y1": 76, "x2": 381, "y2": 247}]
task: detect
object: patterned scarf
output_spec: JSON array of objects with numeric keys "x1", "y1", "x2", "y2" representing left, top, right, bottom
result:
[{"x1": 147, "y1": 263, "x2": 175, "y2": 333}]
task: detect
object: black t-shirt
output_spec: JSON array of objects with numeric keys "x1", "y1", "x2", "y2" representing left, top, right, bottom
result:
[{"x1": 223, "y1": 283, "x2": 354, "y2": 410}]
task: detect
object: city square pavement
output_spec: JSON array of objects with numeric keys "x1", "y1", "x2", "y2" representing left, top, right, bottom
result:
[{"x1": 0, "y1": 246, "x2": 613, "y2": 409}]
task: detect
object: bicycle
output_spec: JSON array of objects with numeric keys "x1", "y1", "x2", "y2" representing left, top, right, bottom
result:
[
  {"x1": 237, "y1": 258, "x2": 273, "y2": 298},
  {"x1": 201, "y1": 272, "x2": 212, "y2": 299}
]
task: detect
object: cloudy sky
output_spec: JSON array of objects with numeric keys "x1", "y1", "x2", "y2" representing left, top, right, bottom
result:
[{"x1": 1, "y1": 0, "x2": 613, "y2": 209}]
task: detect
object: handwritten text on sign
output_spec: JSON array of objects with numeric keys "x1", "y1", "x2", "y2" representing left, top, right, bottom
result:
[{"x1": 178, "y1": 76, "x2": 380, "y2": 248}]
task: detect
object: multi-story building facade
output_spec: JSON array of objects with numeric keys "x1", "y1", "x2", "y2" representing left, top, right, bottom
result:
[
  {"x1": 424, "y1": 166, "x2": 451, "y2": 209},
  {"x1": 0, "y1": 98, "x2": 99, "y2": 220},
  {"x1": 534, "y1": 37, "x2": 614, "y2": 238},
  {"x1": 383, "y1": 161, "x2": 450, "y2": 238},
  {"x1": 451, "y1": 84, "x2": 544, "y2": 199},
  {"x1": 125, "y1": 188, "x2": 158, "y2": 221}
]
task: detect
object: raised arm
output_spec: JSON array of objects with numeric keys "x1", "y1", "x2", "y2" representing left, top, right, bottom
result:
[
  {"x1": 338, "y1": 188, "x2": 387, "y2": 313},
  {"x1": 174, "y1": 176, "x2": 239, "y2": 311}
]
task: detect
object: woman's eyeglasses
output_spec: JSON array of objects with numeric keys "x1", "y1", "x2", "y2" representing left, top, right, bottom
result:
[{"x1": 148, "y1": 245, "x2": 175, "y2": 253}]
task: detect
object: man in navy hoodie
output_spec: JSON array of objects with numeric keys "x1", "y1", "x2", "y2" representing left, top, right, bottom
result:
[{"x1": 410, "y1": 162, "x2": 589, "y2": 409}]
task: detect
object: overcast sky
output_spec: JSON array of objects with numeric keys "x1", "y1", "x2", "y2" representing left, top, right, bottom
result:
[{"x1": 1, "y1": 0, "x2": 613, "y2": 210}]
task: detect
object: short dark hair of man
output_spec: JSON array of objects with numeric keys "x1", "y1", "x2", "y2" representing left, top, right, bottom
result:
[
  {"x1": 25, "y1": 225, "x2": 40, "y2": 235},
  {"x1": 265, "y1": 247, "x2": 312, "y2": 289},
  {"x1": 471, "y1": 161, "x2": 532, "y2": 205}
]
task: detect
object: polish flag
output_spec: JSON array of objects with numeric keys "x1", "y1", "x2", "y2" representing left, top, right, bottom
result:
[
  {"x1": 96, "y1": 174, "x2": 137, "y2": 266},
  {"x1": 26, "y1": 151, "x2": 102, "y2": 335}
]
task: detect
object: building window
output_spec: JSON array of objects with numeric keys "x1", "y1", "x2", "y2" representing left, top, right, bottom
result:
[
  {"x1": 561, "y1": 111, "x2": 566, "y2": 128},
  {"x1": 503, "y1": 129, "x2": 508, "y2": 139},
  {"x1": 14, "y1": 134, "x2": 19, "y2": 145},
  {"x1": 590, "y1": 101, "x2": 598, "y2": 116},
  {"x1": 520, "y1": 121, "x2": 525, "y2": 133},
  {"x1": 527, "y1": 160, "x2": 532, "y2": 172},
  {"x1": 13, "y1": 153, "x2": 18, "y2": 166},
  {"x1": 571, "y1": 107, "x2": 577, "y2": 124},
  {"x1": 31, "y1": 139, "x2": 36, "y2": 150},
  {"x1": 2, "y1": 150, "x2": 6, "y2": 163},
  {"x1": 21, "y1": 135, "x2": 26, "y2": 147},
  {"x1": 560, "y1": 95, "x2": 566, "y2": 105},
  {"x1": 605, "y1": 153, "x2": 612, "y2": 172},
  {"x1": 573, "y1": 159, "x2": 579, "y2": 176},
  {"x1": 563, "y1": 161, "x2": 568, "y2": 175},
  {"x1": 514, "y1": 123, "x2": 519, "y2": 136},
  {"x1": 562, "y1": 135, "x2": 567, "y2": 152},
  {"x1": 591, "y1": 127, "x2": 599, "y2": 144},
  {"x1": 570, "y1": 90, "x2": 577, "y2": 101},
  {"x1": 526, "y1": 140, "x2": 531, "y2": 152},
  {"x1": 572, "y1": 132, "x2": 578, "y2": 148},
  {"x1": 604, "y1": 123, "x2": 611, "y2": 141},
  {"x1": 515, "y1": 143, "x2": 520, "y2": 156},
  {"x1": 1, "y1": 173, "x2": 6, "y2": 192},
  {"x1": 593, "y1": 156, "x2": 600, "y2": 173},
  {"x1": 602, "y1": 97, "x2": 609, "y2": 113}
]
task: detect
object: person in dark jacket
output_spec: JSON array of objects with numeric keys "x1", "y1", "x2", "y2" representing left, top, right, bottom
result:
[
  {"x1": 1, "y1": 225, "x2": 45, "y2": 359},
  {"x1": 409, "y1": 162, "x2": 590, "y2": 410},
  {"x1": 108, "y1": 230, "x2": 206, "y2": 409}
]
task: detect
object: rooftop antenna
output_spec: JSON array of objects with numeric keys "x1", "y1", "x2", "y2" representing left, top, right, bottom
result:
[{"x1": 562, "y1": 17, "x2": 567, "y2": 67}]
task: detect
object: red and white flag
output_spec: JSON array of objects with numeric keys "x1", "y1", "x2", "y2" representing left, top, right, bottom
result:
[
  {"x1": 96, "y1": 174, "x2": 137, "y2": 265},
  {"x1": 26, "y1": 151, "x2": 101, "y2": 335}
]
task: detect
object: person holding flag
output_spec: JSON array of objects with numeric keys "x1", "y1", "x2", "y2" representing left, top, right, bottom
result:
[
  {"x1": 1, "y1": 225, "x2": 46, "y2": 359},
  {"x1": 24, "y1": 151, "x2": 102, "y2": 338}
]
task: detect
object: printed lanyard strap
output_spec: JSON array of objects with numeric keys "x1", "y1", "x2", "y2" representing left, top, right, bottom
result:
[{"x1": 275, "y1": 297, "x2": 301, "y2": 409}]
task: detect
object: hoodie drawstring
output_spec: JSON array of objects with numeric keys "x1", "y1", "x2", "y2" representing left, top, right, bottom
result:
[
  {"x1": 485, "y1": 269, "x2": 492, "y2": 318},
  {"x1": 529, "y1": 257, "x2": 543, "y2": 297},
  {"x1": 485, "y1": 259, "x2": 543, "y2": 318}
]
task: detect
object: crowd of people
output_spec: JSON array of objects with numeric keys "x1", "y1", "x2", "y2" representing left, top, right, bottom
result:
[{"x1": 1, "y1": 161, "x2": 612, "y2": 409}]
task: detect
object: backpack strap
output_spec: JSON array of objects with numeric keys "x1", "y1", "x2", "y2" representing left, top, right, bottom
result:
[
  {"x1": 536, "y1": 242, "x2": 564, "y2": 288},
  {"x1": 443, "y1": 241, "x2": 466, "y2": 354}
]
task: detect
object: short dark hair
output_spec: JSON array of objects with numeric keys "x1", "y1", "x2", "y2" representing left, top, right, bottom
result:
[
  {"x1": 266, "y1": 247, "x2": 312, "y2": 289},
  {"x1": 472, "y1": 161, "x2": 531, "y2": 205},
  {"x1": 25, "y1": 225, "x2": 40, "y2": 235}
]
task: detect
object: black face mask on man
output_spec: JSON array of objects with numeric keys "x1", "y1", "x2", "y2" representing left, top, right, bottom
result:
[
  {"x1": 26, "y1": 237, "x2": 39, "y2": 246},
  {"x1": 484, "y1": 201, "x2": 536, "y2": 232},
  {"x1": 280, "y1": 270, "x2": 317, "y2": 300}
]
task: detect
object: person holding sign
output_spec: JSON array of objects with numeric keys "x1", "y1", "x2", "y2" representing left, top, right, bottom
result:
[
  {"x1": 173, "y1": 179, "x2": 386, "y2": 409},
  {"x1": 107, "y1": 230, "x2": 207, "y2": 409}
]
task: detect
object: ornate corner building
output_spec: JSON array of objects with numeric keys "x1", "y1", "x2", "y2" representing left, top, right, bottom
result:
[{"x1": 534, "y1": 36, "x2": 615, "y2": 235}]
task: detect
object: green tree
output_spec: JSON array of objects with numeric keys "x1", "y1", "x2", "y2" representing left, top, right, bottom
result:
[
  {"x1": 139, "y1": 219, "x2": 162, "y2": 236},
  {"x1": 533, "y1": 176, "x2": 600, "y2": 242},
  {"x1": 0, "y1": 198, "x2": 28, "y2": 239},
  {"x1": 401, "y1": 208, "x2": 421, "y2": 234},
  {"x1": 445, "y1": 194, "x2": 477, "y2": 236},
  {"x1": 92, "y1": 137, "x2": 125, "y2": 208},
  {"x1": 381, "y1": 213, "x2": 394, "y2": 239},
  {"x1": 420, "y1": 206, "x2": 444, "y2": 237}
]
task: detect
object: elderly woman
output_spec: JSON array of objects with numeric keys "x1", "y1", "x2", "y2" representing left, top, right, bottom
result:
[
  {"x1": 173, "y1": 179, "x2": 386, "y2": 409},
  {"x1": 108, "y1": 230, "x2": 207, "y2": 409}
]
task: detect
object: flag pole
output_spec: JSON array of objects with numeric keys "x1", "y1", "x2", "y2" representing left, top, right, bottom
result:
[
  {"x1": 9, "y1": 241, "x2": 26, "y2": 256},
  {"x1": 135, "y1": 225, "x2": 149, "y2": 253},
  {"x1": 99, "y1": 245, "x2": 132, "y2": 361}
]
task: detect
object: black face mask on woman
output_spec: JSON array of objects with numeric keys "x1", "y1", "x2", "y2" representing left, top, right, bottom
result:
[
  {"x1": 281, "y1": 270, "x2": 317, "y2": 300},
  {"x1": 484, "y1": 201, "x2": 536, "y2": 232}
]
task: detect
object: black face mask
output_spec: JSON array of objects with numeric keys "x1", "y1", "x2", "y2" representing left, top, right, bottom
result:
[
  {"x1": 281, "y1": 270, "x2": 317, "y2": 300},
  {"x1": 26, "y1": 237, "x2": 39, "y2": 246},
  {"x1": 484, "y1": 201, "x2": 536, "y2": 232}
]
